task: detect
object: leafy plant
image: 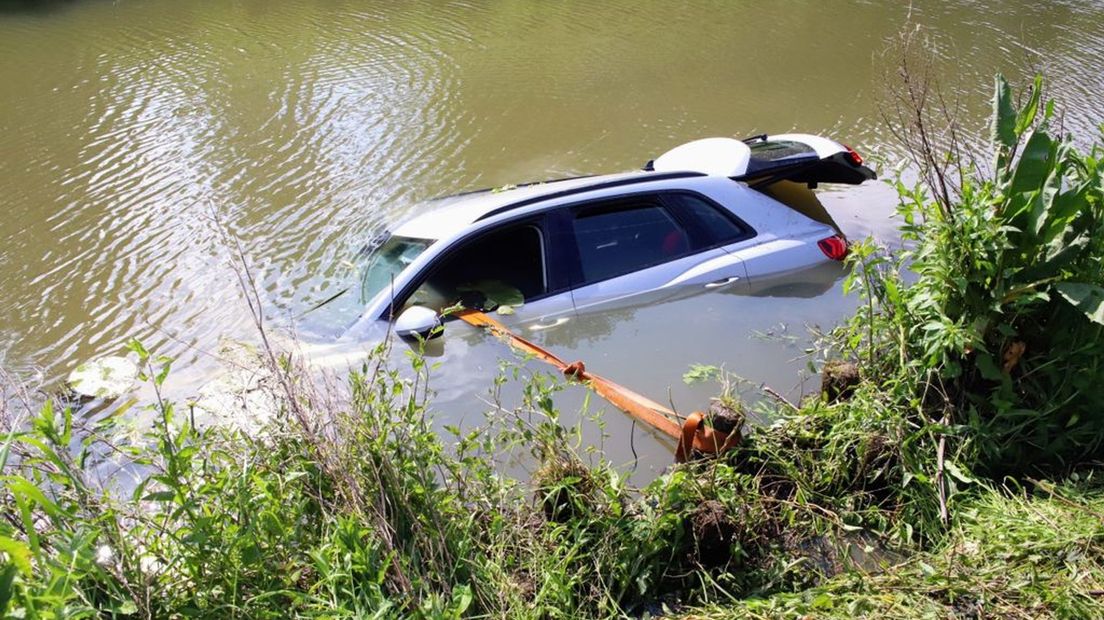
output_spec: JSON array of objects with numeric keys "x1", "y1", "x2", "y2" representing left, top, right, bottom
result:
[{"x1": 850, "y1": 75, "x2": 1104, "y2": 474}]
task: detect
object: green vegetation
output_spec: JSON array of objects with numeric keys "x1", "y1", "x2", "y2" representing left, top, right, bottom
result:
[
  {"x1": 683, "y1": 477, "x2": 1104, "y2": 619},
  {"x1": 3, "y1": 75, "x2": 1104, "y2": 618}
]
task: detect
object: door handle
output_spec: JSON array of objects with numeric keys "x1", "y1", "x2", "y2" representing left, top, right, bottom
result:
[
  {"x1": 529, "y1": 317, "x2": 570, "y2": 332},
  {"x1": 704, "y1": 276, "x2": 741, "y2": 289}
]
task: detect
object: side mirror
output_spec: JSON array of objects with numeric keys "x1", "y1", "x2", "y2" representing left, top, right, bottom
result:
[{"x1": 394, "y1": 306, "x2": 442, "y2": 340}]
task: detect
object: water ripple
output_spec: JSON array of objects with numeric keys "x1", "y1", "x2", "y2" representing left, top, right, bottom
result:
[{"x1": 0, "y1": 0, "x2": 1102, "y2": 387}]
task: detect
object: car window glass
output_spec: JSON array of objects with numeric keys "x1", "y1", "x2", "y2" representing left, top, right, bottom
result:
[
  {"x1": 406, "y1": 225, "x2": 545, "y2": 313},
  {"x1": 669, "y1": 194, "x2": 748, "y2": 246},
  {"x1": 572, "y1": 201, "x2": 690, "y2": 284},
  {"x1": 359, "y1": 235, "x2": 433, "y2": 304},
  {"x1": 749, "y1": 140, "x2": 816, "y2": 161},
  {"x1": 746, "y1": 140, "x2": 819, "y2": 174}
]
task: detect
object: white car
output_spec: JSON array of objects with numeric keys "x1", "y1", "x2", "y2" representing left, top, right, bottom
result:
[{"x1": 340, "y1": 134, "x2": 875, "y2": 340}]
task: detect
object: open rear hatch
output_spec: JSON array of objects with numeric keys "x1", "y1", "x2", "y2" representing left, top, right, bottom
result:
[
  {"x1": 649, "y1": 133, "x2": 876, "y2": 233},
  {"x1": 738, "y1": 134, "x2": 875, "y2": 186}
]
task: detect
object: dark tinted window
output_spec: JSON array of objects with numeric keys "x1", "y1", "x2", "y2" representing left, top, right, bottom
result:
[
  {"x1": 669, "y1": 194, "x2": 749, "y2": 246},
  {"x1": 572, "y1": 201, "x2": 689, "y2": 283},
  {"x1": 749, "y1": 140, "x2": 816, "y2": 161},
  {"x1": 746, "y1": 140, "x2": 818, "y2": 174}
]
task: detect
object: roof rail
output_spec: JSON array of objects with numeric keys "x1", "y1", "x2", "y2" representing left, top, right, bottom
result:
[
  {"x1": 473, "y1": 171, "x2": 706, "y2": 222},
  {"x1": 432, "y1": 174, "x2": 598, "y2": 202}
]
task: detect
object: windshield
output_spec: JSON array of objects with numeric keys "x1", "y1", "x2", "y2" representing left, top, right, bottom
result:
[{"x1": 359, "y1": 234, "x2": 433, "y2": 304}]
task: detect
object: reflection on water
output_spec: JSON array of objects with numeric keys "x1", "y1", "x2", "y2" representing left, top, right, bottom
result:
[{"x1": 2, "y1": 0, "x2": 1103, "y2": 473}]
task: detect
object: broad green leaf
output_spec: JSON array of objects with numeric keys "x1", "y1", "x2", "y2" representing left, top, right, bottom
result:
[
  {"x1": 126, "y1": 338, "x2": 150, "y2": 359},
  {"x1": 0, "y1": 563, "x2": 15, "y2": 617},
  {"x1": 944, "y1": 460, "x2": 976, "y2": 484},
  {"x1": 451, "y1": 584, "x2": 473, "y2": 615},
  {"x1": 1009, "y1": 130, "x2": 1054, "y2": 197},
  {"x1": 1017, "y1": 233, "x2": 1089, "y2": 283},
  {"x1": 976, "y1": 353, "x2": 1003, "y2": 381},
  {"x1": 1054, "y1": 178, "x2": 1096, "y2": 225},
  {"x1": 142, "y1": 490, "x2": 177, "y2": 502},
  {"x1": 1, "y1": 476, "x2": 62, "y2": 518},
  {"x1": 1026, "y1": 167, "x2": 1063, "y2": 239},
  {"x1": 0, "y1": 536, "x2": 32, "y2": 576},
  {"x1": 1055, "y1": 282, "x2": 1104, "y2": 325},
  {"x1": 991, "y1": 74, "x2": 1017, "y2": 160},
  {"x1": 155, "y1": 359, "x2": 173, "y2": 387},
  {"x1": 1014, "y1": 75, "x2": 1043, "y2": 136}
]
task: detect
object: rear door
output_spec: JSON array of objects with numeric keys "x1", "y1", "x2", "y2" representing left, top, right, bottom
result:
[
  {"x1": 705, "y1": 180, "x2": 840, "y2": 283},
  {"x1": 566, "y1": 193, "x2": 749, "y2": 313}
]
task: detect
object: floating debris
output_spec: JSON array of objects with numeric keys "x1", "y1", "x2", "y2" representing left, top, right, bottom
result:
[
  {"x1": 191, "y1": 337, "x2": 285, "y2": 435},
  {"x1": 67, "y1": 356, "x2": 138, "y2": 399}
]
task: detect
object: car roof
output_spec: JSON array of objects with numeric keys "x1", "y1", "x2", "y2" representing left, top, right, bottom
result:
[
  {"x1": 393, "y1": 170, "x2": 668, "y2": 239},
  {"x1": 390, "y1": 133, "x2": 860, "y2": 240}
]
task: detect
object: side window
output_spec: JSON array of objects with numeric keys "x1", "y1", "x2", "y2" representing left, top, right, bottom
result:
[
  {"x1": 571, "y1": 199, "x2": 691, "y2": 284},
  {"x1": 406, "y1": 224, "x2": 546, "y2": 312},
  {"x1": 666, "y1": 193, "x2": 750, "y2": 246}
]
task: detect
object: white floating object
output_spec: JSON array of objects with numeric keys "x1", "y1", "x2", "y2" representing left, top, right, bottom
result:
[
  {"x1": 191, "y1": 336, "x2": 283, "y2": 435},
  {"x1": 67, "y1": 356, "x2": 139, "y2": 399}
]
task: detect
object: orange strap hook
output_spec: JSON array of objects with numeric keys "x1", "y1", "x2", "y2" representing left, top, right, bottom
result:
[{"x1": 455, "y1": 309, "x2": 739, "y2": 463}]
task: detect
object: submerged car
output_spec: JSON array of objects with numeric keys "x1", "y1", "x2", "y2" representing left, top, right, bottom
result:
[{"x1": 341, "y1": 134, "x2": 876, "y2": 340}]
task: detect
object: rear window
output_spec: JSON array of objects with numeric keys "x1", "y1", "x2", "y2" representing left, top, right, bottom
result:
[{"x1": 746, "y1": 140, "x2": 818, "y2": 174}]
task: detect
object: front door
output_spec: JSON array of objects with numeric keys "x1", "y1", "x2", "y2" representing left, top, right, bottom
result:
[{"x1": 399, "y1": 218, "x2": 576, "y2": 327}]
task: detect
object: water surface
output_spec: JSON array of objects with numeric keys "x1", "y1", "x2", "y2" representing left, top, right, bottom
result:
[{"x1": 2, "y1": 0, "x2": 1102, "y2": 476}]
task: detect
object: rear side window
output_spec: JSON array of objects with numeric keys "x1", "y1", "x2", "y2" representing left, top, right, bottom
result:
[
  {"x1": 572, "y1": 200, "x2": 690, "y2": 283},
  {"x1": 667, "y1": 193, "x2": 750, "y2": 246}
]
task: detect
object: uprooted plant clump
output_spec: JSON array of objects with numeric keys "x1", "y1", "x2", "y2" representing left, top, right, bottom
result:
[{"x1": 2, "y1": 74, "x2": 1104, "y2": 619}]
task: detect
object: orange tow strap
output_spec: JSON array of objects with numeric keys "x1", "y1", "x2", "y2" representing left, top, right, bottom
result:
[{"x1": 455, "y1": 309, "x2": 738, "y2": 463}]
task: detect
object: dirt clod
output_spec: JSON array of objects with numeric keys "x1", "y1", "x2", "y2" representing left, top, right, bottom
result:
[
  {"x1": 821, "y1": 360, "x2": 860, "y2": 403},
  {"x1": 688, "y1": 500, "x2": 741, "y2": 567},
  {"x1": 534, "y1": 456, "x2": 596, "y2": 522},
  {"x1": 707, "y1": 399, "x2": 745, "y2": 435}
]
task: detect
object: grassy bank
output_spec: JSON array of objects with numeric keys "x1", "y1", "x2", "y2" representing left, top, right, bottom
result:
[
  {"x1": 3, "y1": 75, "x2": 1104, "y2": 618},
  {"x1": 685, "y1": 477, "x2": 1104, "y2": 618}
]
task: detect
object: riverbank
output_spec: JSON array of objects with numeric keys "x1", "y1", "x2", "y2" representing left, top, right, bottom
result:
[
  {"x1": 683, "y1": 478, "x2": 1104, "y2": 618},
  {"x1": 4, "y1": 76, "x2": 1104, "y2": 618}
]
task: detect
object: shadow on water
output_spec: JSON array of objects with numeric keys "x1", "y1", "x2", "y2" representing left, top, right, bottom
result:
[{"x1": 0, "y1": 0, "x2": 99, "y2": 15}]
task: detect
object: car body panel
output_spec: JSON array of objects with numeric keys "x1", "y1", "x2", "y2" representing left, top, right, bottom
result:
[
  {"x1": 339, "y1": 134, "x2": 874, "y2": 341},
  {"x1": 652, "y1": 137, "x2": 751, "y2": 177},
  {"x1": 570, "y1": 248, "x2": 748, "y2": 313}
]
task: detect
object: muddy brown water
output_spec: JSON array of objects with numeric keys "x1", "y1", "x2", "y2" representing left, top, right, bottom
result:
[{"x1": 2, "y1": 0, "x2": 1103, "y2": 479}]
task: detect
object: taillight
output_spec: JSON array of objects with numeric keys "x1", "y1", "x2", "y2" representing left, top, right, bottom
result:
[
  {"x1": 843, "y1": 144, "x2": 863, "y2": 166},
  {"x1": 817, "y1": 235, "x2": 849, "y2": 261}
]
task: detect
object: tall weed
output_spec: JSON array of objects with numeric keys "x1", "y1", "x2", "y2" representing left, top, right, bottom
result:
[{"x1": 848, "y1": 75, "x2": 1104, "y2": 473}]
